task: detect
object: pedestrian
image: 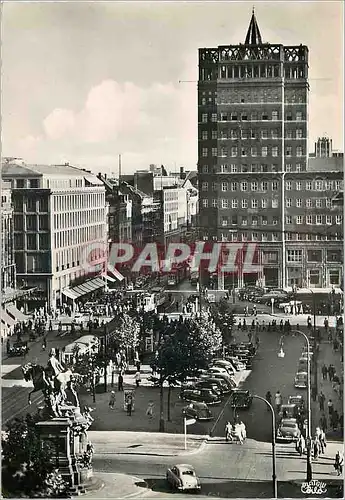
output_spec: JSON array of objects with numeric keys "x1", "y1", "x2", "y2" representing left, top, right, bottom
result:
[
  {"x1": 6, "y1": 338, "x2": 10, "y2": 354},
  {"x1": 49, "y1": 320, "x2": 53, "y2": 332},
  {"x1": 134, "y1": 371, "x2": 141, "y2": 388},
  {"x1": 334, "y1": 451, "x2": 344, "y2": 476},
  {"x1": 238, "y1": 320, "x2": 242, "y2": 331},
  {"x1": 243, "y1": 319, "x2": 247, "y2": 331},
  {"x1": 136, "y1": 359, "x2": 141, "y2": 372},
  {"x1": 320, "y1": 414, "x2": 327, "y2": 432},
  {"x1": 296, "y1": 434, "x2": 305, "y2": 456},
  {"x1": 265, "y1": 391, "x2": 272, "y2": 409},
  {"x1": 118, "y1": 372, "x2": 124, "y2": 392},
  {"x1": 146, "y1": 402, "x2": 154, "y2": 419},
  {"x1": 331, "y1": 410, "x2": 339, "y2": 430},
  {"x1": 319, "y1": 429, "x2": 326, "y2": 454},
  {"x1": 42, "y1": 337, "x2": 47, "y2": 351},
  {"x1": 321, "y1": 364, "x2": 328, "y2": 380},
  {"x1": 275, "y1": 390, "x2": 282, "y2": 413},
  {"x1": 312, "y1": 437, "x2": 321, "y2": 460},
  {"x1": 126, "y1": 395, "x2": 133, "y2": 416},
  {"x1": 324, "y1": 317, "x2": 329, "y2": 334},
  {"x1": 327, "y1": 399, "x2": 334, "y2": 417},
  {"x1": 318, "y1": 391, "x2": 325, "y2": 412},
  {"x1": 109, "y1": 391, "x2": 116, "y2": 410},
  {"x1": 328, "y1": 364, "x2": 335, "y2": 381}
]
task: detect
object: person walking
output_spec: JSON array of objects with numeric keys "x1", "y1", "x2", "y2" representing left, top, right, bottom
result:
[
  {"x1": 327, "y1": 399, "x2": 334, "y2": 418},
  {"x1": 319, "y1": 429, "x2": 326, "y2": 454},
  {"x1": 296, "y1": 434, "x2": 306, "y2": 456},
  {"x1": 146, "y1": 402, "x2": 154, "y2": 419},
  {"x1": 136, "y1": 359, "x2": 141, "y2": 372},
  {"x1": 334, "y1": 451, "x2": 344, "y2": 476},
  {"x1": 109, "y1": 391, "x2": 116, "y2": 410},
  {"x1": 275, "y1": 390, "x2": 282, "y2": 413},
  {"x1": 321, "y1": 364, "x2": 328, "y2": 380},
  {"x1": 126, "y1": 395, "x2": 133, "y2": 416},
  {"x1": 328, "y1": 364, "x2": 335, "y2": 381},
  {"x1": 312, "y1": 437, "x2": 321, "y2": 460},
  {"x1": 134, "y1": 371, "x2": 141, "y2": 388},
  {"x1": 42, "y1": 337, "x2": 47, "y2": 351},
  {"x1": 318, "y1": 391, "x2": 326, "y2": 412},
  {"x1": 265, "y1": 391, "x2": 272, "y2": 409},
  {"x1": 118, "y1": 372, "x2": 124, "y2": 392}
]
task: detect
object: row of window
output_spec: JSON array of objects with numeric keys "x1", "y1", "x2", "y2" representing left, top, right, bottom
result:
[
  {"x1": 201, "y1": 163, "x2": 282, "y2": 173},
  {"x1": 286, "y1": 215, "x2": 342, "y2": 225},
  {"x1": 53, "y1": 192, "x2": 105, "y2": 212},
  {"x1": 54, "y1": 224, "x2": 105, "y2": 250},
  {"x1": 14, "y1": 215, "x2": 49, "y2": 232},
  {"x1": 200, "y1": 128, "x2": 304, "y2": 140},
  {"x1": 285, "y1": 180, "x2": 343, "y2": 191},
  {"x1": 53, "y1": 209, "x2": 105, "y2": 230},
  {"x1": 200, "y1": 111, "x2": 304, "y2": 123},
  {"x1": 210, "y1": 232, "x2": 342, "y2": 243},
  {"x1": 13, "y1": 197, "x2": 49, "y2": 212},
  {"x1": 201, "y1": 180, "x2": 280, "y2": 192},
  {"x1": 202, "y1": 145, "x2": 306, "y2": 158},
  {"x1": 285, "y1": 198, "x2": 334, "y2": 209},
  {"x1": 14, "y1": 233, "x2": 50, "y2": 251},
  {"x1": 202, "y1": 198, "x2": 279, "y2": 208},
  {"x1": 220, "y1": 214, "x2": 278, "y2": 226}
]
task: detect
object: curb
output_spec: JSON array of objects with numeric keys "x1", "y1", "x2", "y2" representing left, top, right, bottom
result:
[
  {"x1": 178, "y1": 434, "x2": 210, "y2": 456},
  {"x1": 82, "y1": 473, "x2": 149, "y2": 499}
]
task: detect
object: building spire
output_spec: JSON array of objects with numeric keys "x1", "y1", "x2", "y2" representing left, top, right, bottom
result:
[{"x1": 245, "y1": 8, "x2": 262, "y2": 45}]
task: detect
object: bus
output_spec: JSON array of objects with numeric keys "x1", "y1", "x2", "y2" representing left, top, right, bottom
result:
[{"x1": 167, "y1": 274, "x2": 178, "y2": 287}]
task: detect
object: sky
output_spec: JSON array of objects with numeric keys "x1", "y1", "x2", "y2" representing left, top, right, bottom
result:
[{"x1": 2, "y1": 1, "x2": 344, "y2": 175}]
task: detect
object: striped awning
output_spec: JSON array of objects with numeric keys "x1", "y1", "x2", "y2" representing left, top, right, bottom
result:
[
  {"x1": 62, "y1": 277, "x2": 105, "y2": 301},
  {"x1": 1, "y1": 309, "x2": 16, "y2": 327},
  {"x1": 6, "y1": 304, "x2": 30, "y2": 322}
]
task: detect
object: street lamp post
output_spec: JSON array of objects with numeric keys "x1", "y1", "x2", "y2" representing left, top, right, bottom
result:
[
  {"x1": 253, "y1": 395, "x2": 277, "y2": 499},
  {"x1": 278, "y1": 330, "x2": 312, "y2": 482}
]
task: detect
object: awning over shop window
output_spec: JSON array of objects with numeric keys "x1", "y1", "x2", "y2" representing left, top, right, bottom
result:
[
  {"x1": 1, "y1": 309, "x2": 16, "y2": 327},
  {"x1": 6, "y1": 304, "x2": 30, "y2": 322},
  {"x1": 103, "y1": 274, "x2": 116, "y2": 283},
  {"x1": 62, "y1": 277, "x2": 105, "y2": 301}
]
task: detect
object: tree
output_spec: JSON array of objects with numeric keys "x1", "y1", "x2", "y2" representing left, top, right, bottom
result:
[
  {"x1": 107, "y1": 312, "x2": 140, "y2": 362},
  {"x1": 1, "y1": 414, "x2": 57, "y2": 496}
]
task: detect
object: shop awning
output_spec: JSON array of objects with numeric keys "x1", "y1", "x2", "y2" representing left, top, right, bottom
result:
[
  {"x1": 6, "y1": 304, "x2": 30, "y2": 322},
  {"x1": 103, "y1": 274, "x2": 116, "y2": 283},
  {"x1": 1, "y1": 309, "x2": 16, "y2": 327},
  {"x1": 62, "y1": 277, "x2": 105, "y2": 301}
]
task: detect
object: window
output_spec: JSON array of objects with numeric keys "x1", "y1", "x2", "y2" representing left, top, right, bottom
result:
[
  {"x1": 221, "y1": 199, "x2": 229, "y2": 209},
  {"x1": 262, "y1": 146, "x2": 268, "y2": 157},
  {"x1": 212, "y1": 147, "x2": 218, "y2": 156},
  {"x1": 29, "y1": 179, "x2": 39, "y2": 188},
  {"x1": 307, "y1": 250, "x2": 322, "y2": 263},
  {"x1": 251, "y1": 129, "x2": 257, "y2": 139},
  {"x1": 242, "y1": 199, "x2": 248, "y2": 208},
  {"x1": 242, "y1": 216, "x2": 248, "y2": 225},
  {"x1": 316, "y1": 215, "x2": 322, "y2": 225},
  {"x1": 231, "y1": 215, "x2": 238, "y2": 225},
  {"x1": 261, "y1": 129, "x2": 268, "y2": 139},
  {"x1": 272, "y1": 199, "x2": 278, "y2": 208},
  {"x1": 202, "y1": 148, "x2": 208, "y2": 157},
  {"x1": 251, "y1": 181, "x2": 258, "y2": 191},
  {"x1": 326, "y1": 215, "x2": 332, "y2": 225},
  {"x1": 231, "y1": 113, "x2": 238, "y2": 121},
  {"x1": 211, "y1": 113, "x2": 217, "y2": 122},
  {"x1": 262, "y1": 232, "x2": 268, "y2": 242},
  {"x1": 262, "y1": 216, "x2": 267, "y2": 225},
  {"x1": 286, "y1": 146, "x2": 292, "y2": 157},
  {"x1": 296, "y1": 181, "x2": 302, "y2": 191},
  {"x1": 306, "y1": 214, "x2": 312, "y2": 224},
  {"x1": 221, "y1": 182, "x2": 228, "y2": 192},
  {"x1": 286, "y1": 215, "x2": 292, "y2": 224},
  {"x1": 329, "y1": 270, "x2": 340, "y2": 285},
  {"x1": 252, "y1": 216, "x2": 258, "y2": 225},
  {"x1": 286, "y1": 112, "x2": 292, "y2": 121},
  {"x1": 220, "y1": 113, "x2": 228, "y2": 121},
  {"x1": 294, "y1": 198, "x2": 301, "y2": 208},
  {"x1": 231, "y1": 146, "x2": 238, "y2": 157},
  {"x1": 202, "y1": 182, "x2": 208, "y2": 191},
  {"x1": 221, "y1": 216, "x2": 228, "y2": 226},
  {"x1": 296, "y1": 129, "x2": 303, "y2": 138},
  {"x1": 325, "y1": 181, "x2": 333, "y2": 190},
  {"x1": 241, "y1": 113, "x2": 248, "y2": 121},
  {"x1": 285, "y1": 181, "x2": 292, "y2": 190},
  {"x1": 272, "y1": 146, "x2": 278, "y2": 157},
  {"x1": 241, "y1": 129, "x2": 248, "y2": 139},
  {"x1": 286, "y1": 232, "x2": 292, "y2": 241},
  {"x1": 201, "y1": 113, "x2": 208, "y2": 123},
  {"x1": 26, "y1": 198, "x2": 36, "y2": 212},
  {"x1": 251, "y1": 199, "x2": 258, "y2": 209},
  {"x1": 27, "y1": 234, "x2": 37, "y2": 250},
  {"x1": 272, "y1": 181, "x2": 279, "y2": 191},
  {"x1": 327, "y1": 250, "x2": 342, "y2": 262},
  {"x1": 287, "y1": 130, "x2": 293, "y2": 139},
  {"x1": 39, "y1": 198, "x2": 48, "y2": 212},
  {"x1": 26, "y1": 215, "x2": 37, "y2": 231},
  {"x1": 202, "y1": 165, "x2": 209, "y2": 173},
  {"x1": 336, "y1": 215, "x2": 342, "y2": 224},
  {"x1": 212, "y1": 130, "x2": 218, "y2": 139},
  {"x1": 251, "y1": 146, "x2": 258, "y2": 156},
  {"x1": 241, "y1": 148, "x2": 248, "y2": 157},
  {"x1": 220, "y1": 147, "x2": 227, "y2": 157},
  {"x1": 296, "y1": 146, "x2": 303, "y2": 157},
  {"x1": 296, "y1": 163, "x2": 302, "y2": 172},
  {"x1": 272, "y1": 216, "x2": 278, "y2": 225},
  {"x1": 230, "y1": 164, "x2": 238, "y2": 173},
  {"x1": 306, "y1": 181, "x2": 312, "y2": 190},
  {"x1": 212, "y1": 182, "x2": 217, "y2": 191},
  {"x1": 315, "y1": 180, "x2": 323, "y2": 191},
  {"x1": 16, "y1": 179, "x2": 25, "y2": 188},
  {"x1": 39, "y1": 233, "x2": 50, "y2": 250},
  {"x1": 315, "y1": 199, "x2": 322, "y2": 208},
  {"x1": 287, "y1": 250, "x2": 302, "y2": 262},
  {"x1": 286, "y1": 198, "x2": 292, "y2": 207},
  {"x1": 296, "y1": 215, "x2": 302, "y2": 224},
  {"x1": 231, "y1": 199, "x2": 238, "y2": 208},
  {"x1": 326, "y1": 198, "x2": 331, "y2": 208},
  {"x1": 220, "y1": 164, "x2": 229, "y2": 173},
  {"x1": 202, "y1": 131, "x2": 208, "y2": 140},
  {"x1": 262, "y1": 199, "x2": 268, "y2": 208},
  {"x1": 202, "y1": 199, "x2": 208, "y2": 207},
  {"x1": 252, "y1": 232, "x2": 258, "y2": 241},
  {"x1": 335, "y1": 180, "x2": 342, "y2": 190},
  {"x1": 230, "y1": 130, "x2": 238, "y2": 139},
  {"x1": 271, "y1": 129, "x2": 279, "y2": 139},
  {"x1": 296, "y1": 111, "x2": 303, "y2": 121},
  {"x1": 272, "y1": 110, "x2": 278, "y2": 120},
  {"x1": 261, "y1": 181, "x2": 268, "y2": 191},
  {"x1": 241, "y1": 182, "x2": 248, "y2": 191},
  {"x1": 231, "y1": 181, "x2": 238, "y2": 191},
  {"x1": 212, "y1": 199, "x2": 218, "y2": 207}
]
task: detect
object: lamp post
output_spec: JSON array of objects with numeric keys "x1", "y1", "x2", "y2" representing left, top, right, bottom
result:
[
  {"x1": 278, "y1": 330, "x2": 312, "y2": 482},
  {"x1": 253, "y1": 395, "x2": 277, "y2": 499}
]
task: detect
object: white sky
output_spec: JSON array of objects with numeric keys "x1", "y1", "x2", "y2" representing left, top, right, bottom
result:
[{"x1": 2, "y1": 1, "x2": 344, "y2": 174}]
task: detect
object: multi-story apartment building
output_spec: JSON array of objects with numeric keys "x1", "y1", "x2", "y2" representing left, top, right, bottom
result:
[
  {"x1": 1, "y1": 181, "x2": 15, "y2": 293},
  {"x1": 1, "y1": 159, "x2": 107, "y2": 311},
  {"x1": 197, "y1": 11, "x2": 330, "y2": 288}
]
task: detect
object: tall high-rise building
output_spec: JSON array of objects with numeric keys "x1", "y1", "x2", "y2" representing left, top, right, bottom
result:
[{"x1": 198, "y1": 10, "x2": 310, "y2": 288}]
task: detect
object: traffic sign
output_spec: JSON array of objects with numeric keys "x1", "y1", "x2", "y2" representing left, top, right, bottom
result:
[{"x1": 185, "y1": 418, "x2": 196, "y2": 426}]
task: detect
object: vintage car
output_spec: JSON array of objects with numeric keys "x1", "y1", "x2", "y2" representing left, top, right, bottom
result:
[
  {"x1": 230, "y1": 389, "x2": 253, "y2": 409},
  {"x1": 276, "y1": 418, "x2": 301, "y2": 442},
  {"x1": 294, "y1": 371, "x2": 308, "y2": 389},
  {"x1": 8, "y1": 341, "x2": 29, "y2": 357},
  {"x1": 202, "y1": 377, "x2": 231, "y2": 394},
  {"x1": 288, "y1": 395, "x2": 305, "y2": 412},
  {"x1": 182, "y1": 402, "x2": 213, "y2": 421},
  {"x1": 279, "y1": 404, "x2": 300, "y2": 420},
  {"x1": 193, "y1": 380, "x2": 223, "y2": 396},
  {"x1": 166, "y1": 464, "x2": 201, "y2": 491},
  {"x1": 180, "y1": 388, "x2": 221, "y2": 405},
  {"x1": 201, "y1": 372, "x2": 237, "y2": 389}
]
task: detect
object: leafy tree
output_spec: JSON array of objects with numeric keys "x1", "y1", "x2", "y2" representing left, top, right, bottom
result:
[{"x1": 1, "y1": 414, "x2": 57, "y2": 496}]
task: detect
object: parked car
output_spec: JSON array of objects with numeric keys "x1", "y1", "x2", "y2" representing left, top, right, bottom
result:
[
  {"x1": 203, "y1": 377, "x2": 231, "y2": 394},
  {"x1": 298, "y1": 357, "x2": 309, "y2": 372},
  {"x1": 180, "y1": 388, "x2": 221, "y2": 405},
  {"x1": 276, "y1": 418, "x2": 301, "y2": 442},
  {"x1": 231, "y1": 389, "x2": 253, "y2": 409},
  {"x1": 288, "y1": 395, "x2": 305, "y2": 412},
  {"x1": 182, "y1": 402, "x2": 213, "y2": 421},
  {"x1": 8, "y1": 341, "x2": 29, "y2": 357},
  {"x1": 208, "y1": 366, "x2": 232, "y2": 376},
  {"x1": 166, "y1": 464, "x2": 201, "y2": 491},
  {"x1": 294, "y1": 371, "x2": 308, "y2": 389},
  {"x1": 225, "y1": 357, "x2": 247, "y2": 371},
  {"x1": 202, "y1": 372, "x2": 236, "y2": 389},
  {"x1": 194, "y1": 380, "x2": 223, "y2": 396},
  {"x1": 279, "y1": 404, "x2": 300, "y2": 420},
  {"x1": 212, "y1": 359, "x2": 237, "y2": 372}
]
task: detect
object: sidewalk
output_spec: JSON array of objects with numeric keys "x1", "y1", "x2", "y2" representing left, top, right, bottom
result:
[
  {"x1": 72, "y1": 472, "x2": 147, "y2": 499},
  {"x1": 89, "y1": 431, "x2": 206, "y2": 456},
  {"x1": 235, "y1": 312, "x2": 338, "y2": 328}
]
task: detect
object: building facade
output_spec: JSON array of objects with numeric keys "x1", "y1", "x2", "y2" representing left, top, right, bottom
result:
[
  {"x1": 1, "y1": 181, "x2": 16, "y2": 293},
  {"x1": 197, "y1": 11, "x2": 343, "y2": 289},
  {"x1": 1, "y1": 159, "x2": 107, "y2": 310}
]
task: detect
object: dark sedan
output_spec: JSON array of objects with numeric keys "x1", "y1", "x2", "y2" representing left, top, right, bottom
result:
[
  {"x1": 180, "y1": 388, "x2": 221, "y2": 405},
  {"x1": 8, "y1": 341, "x2": 29, "y2": 357},
  {"x1": 182, "y1": 402, "x2": 213, "y2": 421},
  {"x1": 230, "y1": 390, "x2": 253, "y2": 409}
]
